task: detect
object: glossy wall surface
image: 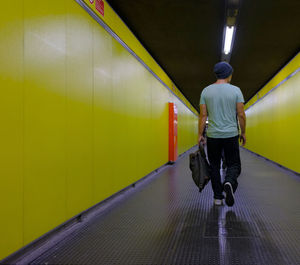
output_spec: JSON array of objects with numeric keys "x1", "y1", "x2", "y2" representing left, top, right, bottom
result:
[
  {"x1": 245, "y1": 55, "x2": 300, "y2": 173},
  {"x1": 0, "y1": 0, "x2": 198, "y2": 260}
]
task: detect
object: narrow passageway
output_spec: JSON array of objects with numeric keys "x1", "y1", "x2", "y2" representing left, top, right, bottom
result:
[{"x1": 30, "y1": 147, "x2": 300, "y2": 265}]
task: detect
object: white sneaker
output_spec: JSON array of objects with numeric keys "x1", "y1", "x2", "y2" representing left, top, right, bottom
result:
[{"x1": 214, "y1": 199, "x2": 223, "y2": 206}]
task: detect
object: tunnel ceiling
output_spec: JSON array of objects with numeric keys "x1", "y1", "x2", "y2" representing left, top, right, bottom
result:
[{"x1": 107, "y1": 0, "x2": 300, "y2": 111}]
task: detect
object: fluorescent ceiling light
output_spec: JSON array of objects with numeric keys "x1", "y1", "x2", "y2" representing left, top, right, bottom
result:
[{"x1": 223, "y1": 26, "x2": 234, "y2": 55}]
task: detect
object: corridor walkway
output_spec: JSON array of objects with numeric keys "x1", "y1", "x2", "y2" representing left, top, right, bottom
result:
[{"x1": 30, "y1": 147, "x2": 300, "y2": 265}]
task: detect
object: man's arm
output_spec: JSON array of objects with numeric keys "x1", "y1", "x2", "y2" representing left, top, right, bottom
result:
[
  {"x1": 237, "y1": 102, "x2": 246, "y2": 146},
  {"x1": 198, "y1": 104, "x2": 208, "y2": 144}
]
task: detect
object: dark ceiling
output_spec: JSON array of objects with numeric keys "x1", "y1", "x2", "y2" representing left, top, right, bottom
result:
[{"x1": 107, "y1": 0, "x2": 300, "y2": 111}]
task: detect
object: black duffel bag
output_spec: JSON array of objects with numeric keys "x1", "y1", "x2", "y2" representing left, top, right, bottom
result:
[{"x1": 189, "y1": 143, "x2": 211, "y2": 192}]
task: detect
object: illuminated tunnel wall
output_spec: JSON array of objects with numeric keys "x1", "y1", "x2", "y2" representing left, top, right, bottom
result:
[
  {"x1": 0, "y1": 0, "x2": 198, "y2": 260},
  {"x1": 245, "y1": 53, "x2": 300, "y2": 173}
]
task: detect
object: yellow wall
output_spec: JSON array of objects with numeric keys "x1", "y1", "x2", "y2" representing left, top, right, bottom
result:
[
  {"x1": 82, "y1": 0, "x2": 198, "y2": 115},
  {"x1": 0, "y1": 0, "x2": 198, "y2": 260},
  {"x1": 245, "y1": 53, "x2": 300, "y2": 173}
]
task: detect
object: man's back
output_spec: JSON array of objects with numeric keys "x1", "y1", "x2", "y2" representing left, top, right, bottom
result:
[
  {"x1": 198, "y1": 61, "x2": 246, "y2": 207},
  {"x1": 200, "y1": 83, "x2": 244, "y2": 138}
]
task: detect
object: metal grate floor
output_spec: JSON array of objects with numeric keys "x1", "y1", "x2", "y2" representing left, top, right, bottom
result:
[{"x1": 30, "y1": 148, "x2": 300, "y2": 265}]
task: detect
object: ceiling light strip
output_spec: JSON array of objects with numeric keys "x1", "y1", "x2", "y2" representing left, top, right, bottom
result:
[{"x1": 223, "y1": 26, "x2": 235, "y2": 55}]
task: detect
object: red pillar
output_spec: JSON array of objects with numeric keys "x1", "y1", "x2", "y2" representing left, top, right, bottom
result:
[{"x1": 169, "y1": 103, "x2": 178, "y2": 163}]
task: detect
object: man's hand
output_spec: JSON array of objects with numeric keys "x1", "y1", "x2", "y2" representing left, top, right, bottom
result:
[
  {"x1": 198, "y1": 135, "x2": 206, "y2": 145},
  {"x1": 237, "y1": 102, "x2": 246, "y2": 146},
  {"x1": 198, "y1": 104, "x2": 207, "y2": 146},
  {"x1": 239, "y1": 133, "x2": 246, "y2": 146}
]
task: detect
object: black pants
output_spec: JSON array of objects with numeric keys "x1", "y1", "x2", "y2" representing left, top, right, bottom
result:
[{"x1": 207, "y1": 136, "x2": 241, "y2": 199}]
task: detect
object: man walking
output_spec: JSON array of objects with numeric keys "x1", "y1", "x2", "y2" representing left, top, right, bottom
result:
[{"x1": 198, "y1": 62, "x2": 246, "y2": 207}]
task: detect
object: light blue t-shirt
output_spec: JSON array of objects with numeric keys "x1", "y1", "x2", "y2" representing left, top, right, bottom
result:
[{"x1": 200, "y1": 83, "x2": 244, "y2": 138}]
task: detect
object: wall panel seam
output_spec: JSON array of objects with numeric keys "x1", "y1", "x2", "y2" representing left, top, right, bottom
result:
[{"x1": 21, "y1": 0, "x2": 25, "y2": 248}]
